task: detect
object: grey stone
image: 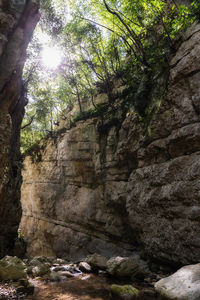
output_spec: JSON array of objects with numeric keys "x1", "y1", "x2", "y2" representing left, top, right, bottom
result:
[
  {"x1": 107, "y1": 257, "x2": 142, "y2": 279},
  {"x1": 30, "y1": 259, "x2": 50, "y2": 277},
  {"x1": 155, "y1": 263, "x2": 200, "y2": 300},
  {"x1": 85, "y1": 254, "x2": 108, "y2": 270}
]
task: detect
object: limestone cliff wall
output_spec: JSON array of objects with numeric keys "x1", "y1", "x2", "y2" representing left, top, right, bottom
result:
[
  {"x1": 21, "y1": 23, "x2": 200, "y2": 266},
  {"x1": 0, "y1": 0, "x2": 40, "y2": 257}
]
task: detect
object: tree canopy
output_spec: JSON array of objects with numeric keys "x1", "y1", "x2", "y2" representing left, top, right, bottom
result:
[{"x1": 21, "y1": 0, "x2": 200, "y2": 153}]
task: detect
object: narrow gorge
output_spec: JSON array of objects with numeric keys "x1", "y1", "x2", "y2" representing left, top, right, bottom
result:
[
  {"x1": 20, "y1": 23, "x2": 200, "y2": 267},
  {"x1": 0, "y1": 1, "x2": 200, "y2": 299}
]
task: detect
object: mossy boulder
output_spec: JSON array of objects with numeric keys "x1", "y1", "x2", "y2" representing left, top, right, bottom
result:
[
  {"x1": 107, "y1": 257, "x2": 143, "y2": 279},
  {"x1": 0, "y1": 256, "x2": 27, "y2": 281},
  {"x1": 111, "y1": 284, "x2": 140, "y2": 299}
]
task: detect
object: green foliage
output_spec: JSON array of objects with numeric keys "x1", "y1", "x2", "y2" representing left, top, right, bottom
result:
[
  {"x1": 190, "y1": 0, "x2": 200, "y2": 21},
  {"x1": 21, "y1": 0, "x2": 198, "y2": 153}
]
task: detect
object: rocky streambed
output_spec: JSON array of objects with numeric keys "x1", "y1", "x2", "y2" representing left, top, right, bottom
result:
[
  {"x1": 0, "y1": 254, "x2": 162, "y2": 300},
  {"x1": 1, "y1": 254, "x2": 200, "y2": 300}
]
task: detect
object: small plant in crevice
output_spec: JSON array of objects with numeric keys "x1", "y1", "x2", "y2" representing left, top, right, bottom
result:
[{"x1": 14, "y1": 229, "x2": 27, "y2": 259}]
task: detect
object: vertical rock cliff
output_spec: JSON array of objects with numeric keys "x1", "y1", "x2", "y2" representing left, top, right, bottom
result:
[
  {"x1": 0, "y1": 0, "x2": 40, "y2": 257},
  {"x1": 21, "y1": 23, "x2": 200, "y2": 266}
]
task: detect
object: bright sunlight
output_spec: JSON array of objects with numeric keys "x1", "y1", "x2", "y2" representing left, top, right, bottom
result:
[{"x1": 42, "y1": 47, "x2": 62, "y2": 69}]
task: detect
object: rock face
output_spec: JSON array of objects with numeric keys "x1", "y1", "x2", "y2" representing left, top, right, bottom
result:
[
  {"x1": 0, "y1": 0, "x2": 40, "y2": 257},
  {"x1": 21, "y1": 23, "x2": 200, "y2": 265}
]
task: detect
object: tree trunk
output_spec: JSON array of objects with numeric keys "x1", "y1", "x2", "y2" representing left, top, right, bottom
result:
[{"x1": 0, "y1": 0, "x2": 40, "y2": 257}]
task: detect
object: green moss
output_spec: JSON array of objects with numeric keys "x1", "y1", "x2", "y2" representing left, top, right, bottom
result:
[{"x1": 111, "y1": 284, "x2": 140, "y2": 299}]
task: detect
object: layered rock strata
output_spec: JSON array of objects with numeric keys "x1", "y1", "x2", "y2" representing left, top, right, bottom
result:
[
  {"x1": 21, "y1": 23, "x2": 200, "y2": 265},
  {"x1": 0, "y1": 0, "x2": 40, "y2": 257}
]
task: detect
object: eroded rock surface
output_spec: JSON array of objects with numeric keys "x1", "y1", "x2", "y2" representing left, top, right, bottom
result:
[
  {"x1": 21, "y1": 23, "x2": 200, "y2": 265},
  {"x1": 0, "y1": 0, "x2": 40, "y2": 257}
]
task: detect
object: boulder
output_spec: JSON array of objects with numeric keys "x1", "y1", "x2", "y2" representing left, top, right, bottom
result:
[
  {"x1": 111, "y1": 284, "x2": 140, "y2": 300},
  {"x1": 0, "y1": 256, "x2": 27, "y2": 281},
  {"x1": 29, "y1": 257, "x2": 50, "y2": 276},
  {"x1": 107, "y1": 257, "x2": 142, "y2": 279},
  {"x1": 32, "y1": 264, "x2": 50, "y2": 277},
  {"x1": 155, "y1": 263, "x2": 200, "y2": 300},
  {"x1": 79, "y1": 262, "x2": 92, "y2": 273},
  {"x1": 29, "y1": 256, "x2": 50, "y2": 265},
  {"x1": 85, "y1": 254, "x2": 108, "y2": 270}
]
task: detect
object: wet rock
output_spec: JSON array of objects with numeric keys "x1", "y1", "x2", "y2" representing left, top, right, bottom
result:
[
  {"x1": 79, "y1": 262, "x2": 92, "y2": 273},
  {"x1": 85, "y1": 254, "x2": 108, "y2": 270},
  {"x1": 155, "y1": 263, "x2": 200, "y2": 300},
  {"x1": 58, "y1": 271, "x2": 75, "y2": 278},
  {"x1": 107, "y1": 257, "x2": 143, "y2": 279},
  {"x1": 51, "y1": 263, "x2": 79, "y2": 274},
  {"x1": 0, "y1": 256, "x2": 27, "y2": 281},
  {"x1": 51, "y1": 266, "x2": 68, "y2": 272},
  {"x1": 111, "y1": 284, "x2": 140, "y2": 299}
]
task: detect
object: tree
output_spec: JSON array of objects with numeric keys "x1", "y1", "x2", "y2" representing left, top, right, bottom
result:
[{"x1": 21, "y1": 0, "x2": 198, "y2": 152}]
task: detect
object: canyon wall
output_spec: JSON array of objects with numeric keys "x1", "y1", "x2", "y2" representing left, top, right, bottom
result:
[
  {"x1": 21, "y1": 23, "x2": 200, "y2": 266},
  {"x1": 0, "y1": 0, "x2": 40, "y2": 257}
]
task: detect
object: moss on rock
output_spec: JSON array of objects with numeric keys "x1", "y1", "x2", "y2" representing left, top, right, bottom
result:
[{"x1": 111, "y1": 284, "x2": 140, "y2": 299}]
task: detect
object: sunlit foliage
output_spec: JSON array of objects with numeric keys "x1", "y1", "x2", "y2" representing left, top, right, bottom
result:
[{"x1": 21, "y1": 0, "x2": 199, "y2": 153}]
